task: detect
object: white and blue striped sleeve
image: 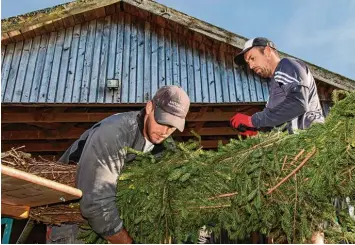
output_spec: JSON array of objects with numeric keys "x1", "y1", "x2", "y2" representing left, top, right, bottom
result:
[{"x1": 251, "y1": 58, "x2": 310, "y2": 128}]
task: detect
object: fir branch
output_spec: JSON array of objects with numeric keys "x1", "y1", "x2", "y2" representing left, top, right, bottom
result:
[
  {"x1": 288, "y1": 149, "x2": 305, "y2": 169},
  {"x1": 207, "y1": 192, "x2": 238, "y2": 200},
  {"x1": 281, "y1": 155, "x2": 288, "y2": 171},
  {"x1": 293, "y1": 174, "x2": 298, "y2": 243},
  {"x1": 197, "y1": 204, "x2": 231, "y2": 209},
  {"x1": 267, "y1": 147, "x2": 316, "y2": 195}
]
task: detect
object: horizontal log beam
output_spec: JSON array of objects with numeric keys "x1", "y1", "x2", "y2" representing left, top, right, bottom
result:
[
  {"x1": 1, "y1": 128, "x2": 86, "y2": 140},
  {"x1": 178, "y1": 127, "x2": 239, "y2": 137},
  {"x1": 2, "y1": 111, "x2": 239, "y2": 123},
  {"x1": 2, "y1": 139, "x2": 230, "y2": 152},
  {"x1": 2, "y1": 141, "x2": 75, "y2": 153},
  {"x1": 1, "y1": 127, "x2": 240, "y2": 140}
]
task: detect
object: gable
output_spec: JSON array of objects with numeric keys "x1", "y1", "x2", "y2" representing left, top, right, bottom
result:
[
  {"x1": 1, "y1": 0, "x2": 354, "y2": 104},
  {"x1": 1, "y1": 2, "x2": 270, "y2": 104}
]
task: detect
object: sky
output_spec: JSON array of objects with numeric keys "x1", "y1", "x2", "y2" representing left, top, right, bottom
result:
[{"x1": 1, "y1": 0, "x2": 355, "y2": 80}]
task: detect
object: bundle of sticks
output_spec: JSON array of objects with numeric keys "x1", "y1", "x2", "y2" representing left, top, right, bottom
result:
[{"x1": 1, "y1": 147, "x2": 84, "y2": 225}]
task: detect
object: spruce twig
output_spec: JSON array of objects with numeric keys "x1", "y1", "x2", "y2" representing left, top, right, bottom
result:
[
  {"x1": 293, "y1": 174, "x2": 298, "y2": 243},
  {"x1": 281, "y1": 155, "x2": 288, "y2": 171},
  {"x1": 197, "y1": 204, "x2": 231, "y2": 209},
  {"x1": 207, "y1": 192, "x2": 238, "y2": 200},
  {"x1": 288, "y1": 149, "x2": 305, "y2": 168},
  {"x1": 267, "y1": 147, "x2": 316, "y2": 195}
]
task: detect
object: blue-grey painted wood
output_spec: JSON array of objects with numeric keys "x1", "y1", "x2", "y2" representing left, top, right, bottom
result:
[
  {"x1": 186, "y1": 38, "x2": 195, "y2": 102},
  {"x1": 220, "y1": 49, "x2": 229, "y2": 103},
  {"x1": 226, "y1": 54, "x2": 237, "y2": 103},
  {"x1": 129, "y1": 15, "x2": 138, "y2": 103},
  {"x1": 99, "y1": 15, "x2": 111, "y2": 103},
  {"x1": 13, "y1": 39, "x2": 32, "y2": 102},
  {"x1": 240, "y1": 68, "x2": 251, "y2": 102},
  {"x1": 56, "y1": 27, "x2": 73, "y2": 103},
  {"x1": 143, "y1": 21, "x2": 152, "y2": 102},
  {"x1": 179, "y1": 35, "x2": 188, "y2": 94},
  {"x1": 171, "y1": 31, "x2": 180, "y2": 87},
  {"x1": 38, "y1": 32, "x2": 56, "y2": 102},
  {"x1": 46, "y1": 29, "x2": 65, "y2": 103},
  {"x1": 88, "y1": 19, "x2": 103, "y2": 103},
  {"x1": 4, "y1": 41, "x2": 24, "y2": 102},
  {"x1": 199, "y1": 43, "x2": 209, "y2": 103},
  {"x1": 192, "y1": 41, "x2": 202, "y2": 103},
  {"x1": 72, "y1": 22, "x2": 88, "y2": 103},
  {"x1": 136, "y1": 19, "x2": 145, "y2": 103},
  {"x1": 81, "y1": 19, "x2": 96, "y2": 103},
  {"x1": 206, "y1": 46, "x2": 216, "y2": 103},
  {"x1": 233, "y1": 67, "x2": 244, "y2": 102},
  {"x1": 151, "y1": 24, "x2": 159, "y2": 97},
  {"x1": 106, "y1": 14, "x2": 118, "y2": 103},
  {"x1": 165, "y1": 29, "x2": 172, "y2": 87},
  {"x1": 22, "y1": 36, "x2": 40, "y2": 102},
  {"x1": 246, "y1": 69, "x2": 257, "y2": 102},
  {"x1": 114, "y1": 12, "x2": 124, "y2": 103},
  {"x1": 1, "y1": 12, "x2": 271, "y2": 104},
  {"x1": 1, "y1": 45, "x2": 6, "y2": 69},
  {"x1": 261, "y1": 78, "x2": 270, "y2": 100},
  {"x1": 29, "y1": 35, "x2": 48, "y2": 102},
  {"x1": 64, "y1": 24, "x2": 81, "y2": 103},
  {"x1": 157, "y1": 26, "x2": 165, "y2": 89},
  {"x1": 121, "y1": 13, "x2": 131, "y2": 103},
  {"x1": 213, "y1": 48, "x2": 223, "y2": 103},
  {"x1": 1, "y1": 43, "x2": 15, "y2": 101}
]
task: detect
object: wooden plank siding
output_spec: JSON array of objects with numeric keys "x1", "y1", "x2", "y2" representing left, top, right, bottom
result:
[{"x1": 1, "y1": 9, "x2": 271, "y2": 104}]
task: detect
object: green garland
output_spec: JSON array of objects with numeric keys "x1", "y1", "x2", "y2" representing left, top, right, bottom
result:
[{"x1": 80, "y1": 91, "x2": 355, "y2": 244}]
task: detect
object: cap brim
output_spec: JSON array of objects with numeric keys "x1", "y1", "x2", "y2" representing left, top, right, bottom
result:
[
  {"x1": 154, "y1": 107, "x2": 185, "y2": 132},
  {"x1": 234, "y1": 47, "x2": 252, "y2": 66}
]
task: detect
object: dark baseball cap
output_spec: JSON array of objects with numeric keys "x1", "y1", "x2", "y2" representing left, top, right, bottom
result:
[
  {"x1": 234, "y1": 37, "x2": 276, "y2": 66},
  {"x1": 152, "y1": 85, "x2": 190, "y2": 132}
]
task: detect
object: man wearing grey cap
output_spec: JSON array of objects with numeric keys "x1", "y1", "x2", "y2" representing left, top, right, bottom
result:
[
  {"x1": 230, "y1": 37, "x2": 324, "y2": 137},
  {"x1": 55, "y1": 85, "x2": 190, "y2": 243},
  {"x1": 231, "y1": 38, "x2": 325, "y2": 244}
]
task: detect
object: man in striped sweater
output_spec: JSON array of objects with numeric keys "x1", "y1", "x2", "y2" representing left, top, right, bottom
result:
[
  {"x1": 230, "y1": 37, "x2": 324, "y2": 137},
  {"x1": 230, "y1": 37, "x2": 325, "y2": 244}
]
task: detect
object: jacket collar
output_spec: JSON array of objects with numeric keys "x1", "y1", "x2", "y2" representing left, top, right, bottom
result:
[{"x1": 136, "y1": 108, "x2": 146, "y2": 138}]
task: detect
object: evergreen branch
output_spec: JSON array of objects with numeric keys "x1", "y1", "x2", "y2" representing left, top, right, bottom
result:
[
  {"x1": 281, "y1": 155, "x2": 288, "y2": 171},
  {"x1": 293, "y1": 174, "x2": 298, "y2": 243},
  {"x1": 267, "y1": 147, "x2": 316, "y2": 195},
  {"x1": 220, "y1": 135, "x2": 283, "y2": 163},
  {"x1": 207, "y1": 192, "x2": 238, "y2": 200},
  {"x1": 288, "y1": 149, "x2": 305, "y2": 169},
  {"x1": 197, "y1": 204, "x2": 231, "y2": 209}
]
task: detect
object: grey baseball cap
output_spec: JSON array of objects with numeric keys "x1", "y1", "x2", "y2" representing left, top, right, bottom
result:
[
  {"x1": 152, "y1": 85, "x2": 190, "y2": 132},
  {"x1": 234, "y1": 37, "x2": 276, "y2": 66}
]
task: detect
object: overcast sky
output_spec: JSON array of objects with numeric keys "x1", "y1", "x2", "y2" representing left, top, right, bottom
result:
[{"x1": 2, "y1": 0, "x2": 354, "y2": 80}]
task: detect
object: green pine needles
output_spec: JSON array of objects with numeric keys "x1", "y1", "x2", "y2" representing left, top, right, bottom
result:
[{"x1": 80, "y1": 91, "x2": 355, "y2": 244}]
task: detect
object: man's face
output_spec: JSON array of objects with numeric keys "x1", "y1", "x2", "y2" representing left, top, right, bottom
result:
[
  {"x1": 144, "y1": 101, "x2": 177, "y2": 144},
  {"x1": 244, "y1": 47, "x2": 273, "y2": 78}
]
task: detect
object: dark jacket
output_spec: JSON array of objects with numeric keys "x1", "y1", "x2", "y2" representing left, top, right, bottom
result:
[
  {"x1": 59, "y1": 110, "x2": 164, "y2": 237},
  {"x1": 251, "y1": 57, "x2": 324, "y2": 133}
]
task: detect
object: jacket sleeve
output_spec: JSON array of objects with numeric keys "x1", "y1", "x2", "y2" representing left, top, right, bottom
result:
[
  {"x1": 76, "y1": 123, "x2": 128, "y2": 237},
  {"x1": 251, "y1": 59, "x2": 310, "y2": 128}
]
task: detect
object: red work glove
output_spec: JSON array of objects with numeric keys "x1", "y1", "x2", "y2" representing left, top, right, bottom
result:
[{"x1": 230, "y1": 113, "x2": 258, "y2": 137}]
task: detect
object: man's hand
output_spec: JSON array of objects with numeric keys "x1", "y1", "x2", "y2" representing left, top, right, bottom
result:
[
  {"x1": 311, "y1": 231, "x2": 324, "y2": 244},
  {"x1": 230, "y1": 113, "x2": 258, "y2": 137},
  {"x1": 105, "y1": 228, "x2": 133, "y2": 244}
]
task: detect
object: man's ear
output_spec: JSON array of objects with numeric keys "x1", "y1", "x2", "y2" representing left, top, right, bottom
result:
[
  {"x1": 146, "y1": 101, "x2": 153, "y2": 115},
  {"x1": 265, "y1": 46, "x2": 272, "y2": 58}
]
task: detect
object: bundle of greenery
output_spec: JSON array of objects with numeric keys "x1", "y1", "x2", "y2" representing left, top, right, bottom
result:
[{"x1": 79, "y1": 91, "x2": 355, "y2": 244}]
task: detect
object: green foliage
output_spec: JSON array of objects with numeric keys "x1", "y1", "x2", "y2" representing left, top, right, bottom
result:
[{"x1": 82, "y1": 92, "x2": 355, "y2": 244}]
